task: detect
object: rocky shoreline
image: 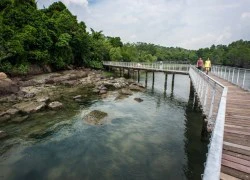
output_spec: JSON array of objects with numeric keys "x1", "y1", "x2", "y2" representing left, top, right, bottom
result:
[{"x1": 0, "y1": 69, "x2": 145, "y2": 138}]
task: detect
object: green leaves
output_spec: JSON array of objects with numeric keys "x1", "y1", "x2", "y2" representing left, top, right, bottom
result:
[{"x1": 1, "y1": 0, "x2": 249, "y2": 75}]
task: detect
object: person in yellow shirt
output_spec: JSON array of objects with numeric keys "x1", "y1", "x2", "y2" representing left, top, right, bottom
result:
[{"x1": 204, "y1": 58, "x2": 211, "y2": 74}]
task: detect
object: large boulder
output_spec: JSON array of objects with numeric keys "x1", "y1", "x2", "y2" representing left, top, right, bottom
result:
[
  {"x1": 0, "y1": 78, "x2": 19, "y2": 95},
  {"x1": 13, "y1": 101, "x2": 46, "y2": 114},
  {"x1": 0, "y1": 72, "x2": 7, "y2": 80},
  {"x1": 83, "y1": 110, "x2": 108, "y2": 125}
]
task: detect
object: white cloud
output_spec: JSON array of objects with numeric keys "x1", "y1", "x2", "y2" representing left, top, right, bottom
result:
[
  {"x1": 241, "y1": 12, "x2": 250, "y2": 19},
  {"x1": 60, "y1": 0, "x2": 88, "y2": 7},
  {"x1": 38, "y1": 0, "x2": 250, "y2": 49}
]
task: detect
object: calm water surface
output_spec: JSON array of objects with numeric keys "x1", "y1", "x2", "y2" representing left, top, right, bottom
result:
[{"x1": 0, "y1": 73, "x2": 208, "y2": 180}]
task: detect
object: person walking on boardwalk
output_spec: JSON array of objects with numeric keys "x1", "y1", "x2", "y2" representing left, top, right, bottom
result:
[
  {"x1": 196, "y1": 57, "x2": 203, "y2": 70},
  {"x1": 204, "y1": 58, "x2": 211, "y2": 75}
]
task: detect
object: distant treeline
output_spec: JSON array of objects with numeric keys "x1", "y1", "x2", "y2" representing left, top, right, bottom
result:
[{"x1": 0, "y1": 0, "x2": 250, "y2": 75}]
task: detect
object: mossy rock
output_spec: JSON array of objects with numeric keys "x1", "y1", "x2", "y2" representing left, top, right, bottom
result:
[{"x1": 84, "y1": 110, "x2": 108, "y2": 125}]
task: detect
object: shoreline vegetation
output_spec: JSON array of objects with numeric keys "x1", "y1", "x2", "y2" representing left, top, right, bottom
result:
[{"x1": 0, "y1": 0, "x2": 249, "y2": 77}]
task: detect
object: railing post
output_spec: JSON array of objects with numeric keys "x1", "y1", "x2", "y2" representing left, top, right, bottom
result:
[
  {"x1": 236, "y1": 69, "x2": 240, "y2": 85},
  {"x1": 208, "y1": 83, "x2": 216, "y2": 121},
  {"x1": 224, "y1": 67, "x2": 227, "y2": 79},
  {"x1": 203, "y1": 83, "x2": 209, "y2": 113},
  {"x1": 232, "y1": 68, "x2": 235, "y2": 83},
  {"x1": 242, "y1": 69, "x2": 246, "y2": 89}
]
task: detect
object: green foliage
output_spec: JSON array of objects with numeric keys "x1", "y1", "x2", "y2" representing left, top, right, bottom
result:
[
  {"x1": 196, "y1": 40, "x2": 250, "y2": 68},
  {"x1": 109, "y1": 47, "x2": 122, "y2": 61},
  {"x1": 0, "y1": 0, "x2": 249, "y2": 76},
  {"x1": 0, "y1": 0, "x2": 12, "y2": 12}
]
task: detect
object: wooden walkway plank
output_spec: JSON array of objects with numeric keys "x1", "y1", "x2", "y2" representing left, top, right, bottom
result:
[
  {"x1": 220, "y1": 172, "x2": 241, "y2": 180},
  {"x1": 209, "y1": 74, "x2": 250, "y2": 179},
  {"x1": 222, "y1": 154, "x2": 250, "y2": 167},
  {"x1": 222, "y1": 159, "x2": 250, "y2": 174}
]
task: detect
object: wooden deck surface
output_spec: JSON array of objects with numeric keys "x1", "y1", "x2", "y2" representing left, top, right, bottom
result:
[{"x1": 210, "y1": 74, "x2": 250, "y2": 180}]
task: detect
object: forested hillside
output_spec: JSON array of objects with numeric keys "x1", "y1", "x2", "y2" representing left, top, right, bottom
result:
[{"x1": 0, "y1": 0, "x2": 250, "y2": 75}]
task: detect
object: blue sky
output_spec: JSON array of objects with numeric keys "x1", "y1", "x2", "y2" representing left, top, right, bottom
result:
[{"x1": 37, "y1": 0, "x2": 250, "y2": 50}]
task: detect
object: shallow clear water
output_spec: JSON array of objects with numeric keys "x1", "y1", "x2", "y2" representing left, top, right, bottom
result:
[{"x1": 0, "y1": 72, "x2": 208, "y2": 180}]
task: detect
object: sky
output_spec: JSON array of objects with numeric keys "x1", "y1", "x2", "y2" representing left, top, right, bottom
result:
[{"x1": 37, "y1": 0, "x2": 250, "y2": 50}]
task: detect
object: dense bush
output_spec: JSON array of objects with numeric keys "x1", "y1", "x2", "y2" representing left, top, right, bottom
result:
[{"x1": 0, "y1": 0, "x2": 249, "y2": 75}]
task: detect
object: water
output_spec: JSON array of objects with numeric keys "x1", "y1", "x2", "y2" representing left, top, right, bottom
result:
[{"x1": 0, "y1": 72, "x2": 208, "y2": 180}]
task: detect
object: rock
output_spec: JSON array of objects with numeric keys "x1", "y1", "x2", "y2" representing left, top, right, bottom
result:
[
  {"x1": 93, "y1": 89, "x2": 100, "y2": 93},
  {"x1": 84, "y1": 110, "x2": 108, "y2": 125},
  {"x1": 0, "y1": 114, "x2": 11, "y2": 123},
  {"x1": 13, "y1": 101, "x2": 46, "y2": 114},
  {"x1": 99, "y1": 89, "x2": 107, "y2": 94},
  {"x1": 0, "y1": 78, "x2": 19, "y2": 95},
  {"x1": 134, "y1": 98, "x2": 143, "y2": 103},
  {"x1": 19, "y1": 80, "x2": 38, "y2": 87},
  {"x1": 20, "y1": 86, "x2": 43, "y2": 95},
  {"x1": 101, "y1": 94, "x2": 108, "y2": 99},
  {"x1": 73, "y1": 95, "x2": 82, "y2": 99},
  {"x1": 6, "y1": 94, "x2": 17, "y2": 102},
  {"x1": 11, "y1": 115, "x2": 29, "y2": 123},
  {"x1": 120, "y1": 88, "x2": 133, "y2": 95},
  {"x1": 48, "y1": 101, "x2": 63, "y2": 109},
  {"x1": 129, "y1": 84, "x2": 145, "y2": 92},
  {"x1": 6, "y1": 108, "x2": 19, "y2": 116},
  {"x1": 115, "y1": 94, "x2": 129, "y2": 100},
  {"x1": 61, "y1": 80, "x2": 79, "y2": 86},
  {"x1": 24, "y1": 93, "x2": 36, "y2": 98},
  {"x1": 0, "y1": 72, "x2": 7, "y2": 80},
  {"x1": 37, "y1": 96, "x2": 50, "y2": 103},
  {"x1": 0, "y1": 130, "x2": 8, "y2": 139}
]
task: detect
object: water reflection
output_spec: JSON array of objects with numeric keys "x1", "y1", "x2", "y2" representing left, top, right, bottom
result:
[{"x1": 0, "y1": 72, "x2": 208, "y2": 180}]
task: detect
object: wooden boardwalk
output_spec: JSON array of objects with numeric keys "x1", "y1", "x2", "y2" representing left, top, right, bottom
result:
[{"x1": 210, "y1": 74, "x2": 250, "y2": 180}]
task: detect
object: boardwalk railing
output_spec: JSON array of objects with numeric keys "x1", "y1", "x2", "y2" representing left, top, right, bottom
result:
[
  {"x1": 103, "y1": 61, "x2": 190, "y2": 73},
  {"x1": 189, "y1": 67, "x2": 228, "y2": 180},
  {"x1": 211, "y1": 65, "x2": 250, "y2": 91}
]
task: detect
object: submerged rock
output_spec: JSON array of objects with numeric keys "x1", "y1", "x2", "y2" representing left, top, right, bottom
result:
[
  {"x1": 13, "y1": 101, "x2": 46, "y2": 114},
  {"x1": 0, "y1": 130, "x2": 8, "y2": 139},
  {"x1": 120, "y1": 88, "x2": 133, "y2": 95},
  {"x1": 0, "y1": 114, "x2": 11, "y2": 123},
  {"x1": 129, "y1": 84, "x2": 145, "y2": 92},
  {"x1": 48, "y1": 101, "x2": 63, "y2": 109},
  {"x1": 134, "y1": 98, "x2": 143, "y2": 103},
  {"x1": 84, "y1": 110, "x2": 108, "y2": 125},
  {"x1": 115, "y1": 94, "x2": 129, "y2": 100},
  {"x1": 11, "y1": 115, "x2": 29, "y2": 123}
]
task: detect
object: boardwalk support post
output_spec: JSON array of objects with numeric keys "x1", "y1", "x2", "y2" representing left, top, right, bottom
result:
[
  {"x1": 171, "y1": 73, "x2": 175, "y2": 92},
  {"x1": 137, "y1": 70, "x2": 140, "y2": 83},
  {"x1": 145, "y1": 71, "x2": 148, "y2": 87},
  {"x1": 152, "y1": 71, "x2": 155, "y2": 87},
  {"x1": 164, "y1": 73, "x2": 168, "y2": 91}
]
